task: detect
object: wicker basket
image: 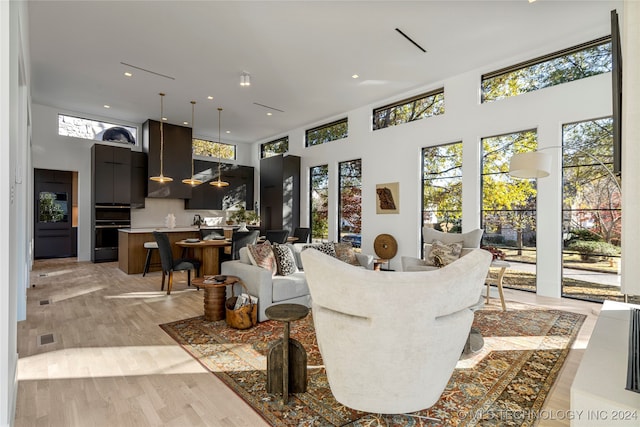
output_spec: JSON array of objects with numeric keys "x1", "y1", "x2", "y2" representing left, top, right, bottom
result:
[{"x1": 225, "y1": 282, "x2": 257, "y2": 329}]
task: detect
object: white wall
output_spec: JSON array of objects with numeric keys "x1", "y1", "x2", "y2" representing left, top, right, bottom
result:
[
  {"x1": 31, "y1": 103, "x2": 256, "y2": 261},
  {"x1": 268, "y1": 52, "x2": 612, "y2": 298},
  {"x1": 2, "y1": 0, "x2": 32, "y2": 425}
]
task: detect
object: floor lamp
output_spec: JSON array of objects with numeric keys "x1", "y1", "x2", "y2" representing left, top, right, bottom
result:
[{"x1": 508, "y1": 146, "x2": 626, "y2": 301}]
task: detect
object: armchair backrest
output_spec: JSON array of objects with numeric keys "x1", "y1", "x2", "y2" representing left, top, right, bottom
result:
[
  {"x1": 292, "y1": 227, "x2": 310, "y2": 243},
  {"x1": 301, "y1": 247, "x2": 492, "y2": 414},
  {"x1": 423, "y1": 227, "x2": 483, "y2": 248}
]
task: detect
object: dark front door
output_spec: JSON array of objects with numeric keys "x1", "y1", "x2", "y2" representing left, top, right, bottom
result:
[{"x1": 34, "y1": 169, "x2": 74, "y2": 259}]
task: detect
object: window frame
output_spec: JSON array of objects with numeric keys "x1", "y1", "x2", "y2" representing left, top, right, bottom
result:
[
  {"x1": 58, "y1": 113, "x2": 138, "y2": 145},
  {"x1": 305, "y1": 118, "x2": 348, "y2": 147},
  {"x1": 337, "y1": 158, "x2": 362, "y2": 247},
  {"x1": 260, "y1": 136, "x2": 289, "y2": 159},
  {"x1": 309, "y1": 164, "x2": 329, "y2": 242},
  {"x1": 373, "y1": 88, "x2": 445, "y2": 131}
]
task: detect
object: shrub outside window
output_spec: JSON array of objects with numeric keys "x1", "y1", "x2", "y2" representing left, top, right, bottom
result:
[
  {"x1": 310, "y1": 165, "x2": 329, "y2": 242},
  {"x1": 306, "y1": 118, "x2": 348, "y2": 147},
  {"x1": 374, "y1": 89, "x2": 444, "y2": 131},
  {"x1": 482, "y1": 37, "x2": 611, "y2": 103}
]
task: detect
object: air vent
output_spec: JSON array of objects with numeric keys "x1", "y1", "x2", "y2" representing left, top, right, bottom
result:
[
  {"x1": 38, "y1": 333, "x2": 55, "y2": 346},
  {"x1": 395, "y1": 28, "x2": 427, "y2": 53},
  {"x1": 39, "y1": 299, "x2": 50, "y2": 306}
]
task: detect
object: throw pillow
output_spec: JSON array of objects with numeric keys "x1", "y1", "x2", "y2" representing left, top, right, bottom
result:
[
  {"x1": 272, "y1": 243, "x2": 299, "y2": 276},
  {"x1": 303, "y1": 242, "x2": 337, "y2": 258},
  {"x1": 246, "y1": 241, "x2": 277, "y2": 276},
  {"x1": 333, "y1": 242, "x2": 360, "y2": 266},
  {"x1": 426, "y1": 240, "x2": 463, "y2": 267}
]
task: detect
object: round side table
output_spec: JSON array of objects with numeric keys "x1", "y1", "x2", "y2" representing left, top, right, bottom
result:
[
  {"x1": 265, "y1": 303, "x2": 309, "y2": 405},
  {"x1": 192, "y1": 275, "x2": 242, "y2": 321}
]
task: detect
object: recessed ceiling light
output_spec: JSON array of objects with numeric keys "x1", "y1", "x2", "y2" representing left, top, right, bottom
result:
[
  {"x1": 207, "y1": 96, "x2": 213, "y2": 100},
  {"x1": 226, "y1": 130, "x2": 231, "y2": 134},
  {"x1": 162, "y1": 117, "x2": 167, "y2": 121},
  {"x1": 352, "y1": 74, "x2": 359, "y2": 79},
  {"x1": 103, "y1": 105, "x2": 110, "y2": 109},
  {"x1": 267, "y1": 112, "x2": 273, "y2": 116},
  {"x1": 124, "y1": 72, "x2": 132, "y2": 77},
  {"x1": 183, "y1": 121, "x2": 188, "y2": 125}
]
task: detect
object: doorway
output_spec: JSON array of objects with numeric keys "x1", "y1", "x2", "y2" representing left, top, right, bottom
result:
[{"x1": 34, "y1": 168, "x2": 77, "y2": 259}]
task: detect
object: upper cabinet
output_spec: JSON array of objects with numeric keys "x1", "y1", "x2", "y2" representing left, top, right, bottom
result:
[
  {"x1": 143, "y1": 119, "x2": 193, "y2": 199},
  {"x1": 130, "y1": 151, "x2": 147, "y2": 209},
  {"x1": 92, "y1": 144, "x2": 131, "y2": 205},
  {"x1": 184, "y1": 161, "x2": 254, "y2": 210},
  {"x1": 260, "y1": 154, "x2": 300, "y2": 233}
]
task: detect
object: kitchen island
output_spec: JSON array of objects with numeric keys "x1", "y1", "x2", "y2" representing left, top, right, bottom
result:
[{"x1": 118, "y1": 227, "x2": 201, "y2": 274}]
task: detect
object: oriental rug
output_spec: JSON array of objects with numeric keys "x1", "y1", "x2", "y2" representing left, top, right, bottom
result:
[{"x1": 160, "y1": 303, "x2": 585, "y2": 426}]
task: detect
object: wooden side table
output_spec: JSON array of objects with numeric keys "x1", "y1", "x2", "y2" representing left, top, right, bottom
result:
[
  {"x1": 192, "y1": 275, "x2": 242, "y2": 321},
  {"x1": 486, "y1": 260, "x2": 509, "y2": 311},
  {"x1": 265, "y1": 303, "x2": 309, "y2": 405}
]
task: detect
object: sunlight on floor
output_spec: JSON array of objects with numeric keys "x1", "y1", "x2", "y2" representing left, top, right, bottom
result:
[
  {"x1": 104, "y1": 289, "x2": 197, "y2": 299},
  {"x1": 17, "y1": 345, "x2": 208, "y2": 380}
]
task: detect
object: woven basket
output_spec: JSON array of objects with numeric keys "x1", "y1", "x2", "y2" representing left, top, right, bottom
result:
[{"x1": 225, "y1": 282, "x2": 257, "y2": 330}]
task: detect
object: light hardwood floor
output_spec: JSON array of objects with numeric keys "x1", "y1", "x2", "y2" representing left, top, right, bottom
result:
[{"x1": 14, "y1": 258, "x2": 602, "y2": 426}]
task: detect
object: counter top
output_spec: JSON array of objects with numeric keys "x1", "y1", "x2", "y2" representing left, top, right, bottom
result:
[{"x1": 119, "y1": 227, "x2": 200, "y2": 233}]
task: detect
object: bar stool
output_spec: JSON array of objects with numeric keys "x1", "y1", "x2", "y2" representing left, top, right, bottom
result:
[{"x1": 142, "y1": 241, "x2": 159, "y2": 276}]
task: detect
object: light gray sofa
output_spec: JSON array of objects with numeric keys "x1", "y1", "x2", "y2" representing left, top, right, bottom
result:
[
  {"x1": 402, "y1": 227, "x2": 484, "y2": 271},
  {"x1": 221, "y1": 243, "x2": 374, "y2": 322}
]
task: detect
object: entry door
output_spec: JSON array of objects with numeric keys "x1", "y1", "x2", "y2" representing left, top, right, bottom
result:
[{"x1": 34, "y1": 169, "x2": 74, "y2": 259}]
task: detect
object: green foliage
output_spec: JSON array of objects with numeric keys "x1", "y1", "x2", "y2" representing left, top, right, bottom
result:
[
  {"x1": 423, "y1": 142, "x2": 463, "y2": 226},
  {"x1": 306, "y1": 119, "x2": 348, "y2": 146},
  {"x1": 568, "y1": 228, "x2": 603, "y2": 242},
  {"x1": 261, "y1": 137, "x2": 288, "y2": 158},
  {"x1": 192, "y1": 138, "x2": 235, "y2": 159},
  {"x1": 39, "y1": 192, "x2": 65, "y2": 223},
  {"x1": 374, "y1": 91, "x2": 444, "y2": 130},
  {"x1": 482, "y1": 41, "x2": 611, "y2": 102},
  {"x1": 568, "y1": 240, "x2": 620, "y2": 261}
]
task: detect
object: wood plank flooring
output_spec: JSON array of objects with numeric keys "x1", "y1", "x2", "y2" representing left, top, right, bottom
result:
[{"x1": 14, "y1": 258, "x2": 601, "y2": 426}]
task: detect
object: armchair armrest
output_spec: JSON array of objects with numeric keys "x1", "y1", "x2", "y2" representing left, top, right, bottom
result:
[
  {"x1": 356, "y1": 252, "x2": 374, "y2": 270},
  {"x1": 221, "y1": 260, "x2": 274, "y2": 305}
]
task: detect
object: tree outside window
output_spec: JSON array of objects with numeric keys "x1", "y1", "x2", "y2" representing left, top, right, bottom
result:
[{"x1": 310, "y1": 165, "x2": 329, "y2": 241}]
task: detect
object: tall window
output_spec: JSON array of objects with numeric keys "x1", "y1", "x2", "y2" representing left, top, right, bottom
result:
[
  {"x1": 58, "y1": 114, "x2": 137, "y2": 144},
  {"x1": 306, "y1": 118, "x2": 348, "y2": 147},
  {"x1": 482, "y1": 37, "x2": 611, "y2": 103},
  {"x1": 261, "y1": 136, "x2": 288, "y2": 158},
  {"x1": 192, "y1": 138, "x2": 235, "y2": 160},
  {"x1": 422, "y1": 142, "x2": 463, "y2": 234},
  {"x1": 310, "y1": 165, "x2": 329, "y2": 242},
  {"x1": 373, "y1": 89, "x2": 444, "y2": 131},
  {"x1": 338, "y1": 159, "x2": 362, "y2": 247},
  {"x1": 481, "y1": 130, "x2": 538, "y2": 292},
  {"x1": 562, "y1": 117, "x2": 623, "y2": 302}
]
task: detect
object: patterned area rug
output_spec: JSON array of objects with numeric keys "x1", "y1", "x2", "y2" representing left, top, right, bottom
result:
[{"x1": 160, "y1": 303, "x2": 585, "y2": 426}]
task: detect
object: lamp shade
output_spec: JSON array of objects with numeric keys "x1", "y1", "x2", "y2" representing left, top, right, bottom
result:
[{"x1": 509, "y1": 151, "x2": 552, "y2": 178}]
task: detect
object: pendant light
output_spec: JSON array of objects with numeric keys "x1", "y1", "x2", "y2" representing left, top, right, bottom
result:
[
  {"x1": 150, "y1": 93, "x2": 173, "y2": 183},
  {"x1": 210, "y1": 107, "x2": 229, "y2": 187},
  {"x1": 182, "y1": 100, "x2": 203, "y2": 186}
]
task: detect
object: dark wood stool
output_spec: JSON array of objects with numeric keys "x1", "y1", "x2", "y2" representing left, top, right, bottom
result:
[{"x1": 265, "y1": 303, "x2": 309, "y2": 404}]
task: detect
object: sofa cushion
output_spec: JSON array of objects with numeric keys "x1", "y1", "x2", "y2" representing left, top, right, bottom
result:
[
  {"x1": 272, "y1": 243, "x2": 299, "y2": 276},
  {"x1": 238, "y1": 246, "x2": 251, "y2": 264},
  {"x1": 334, "y1": 242, "x2": 360, "y2": 266},
  {"x1": 246, "y1": 241, "x2": 277, "y2": 276},
  {"x1": 426, "y1": 240, "x2": 463, "y2": 267},
  {"x1": 272, "y1": 272, "x2": 309, "y2": 302}
]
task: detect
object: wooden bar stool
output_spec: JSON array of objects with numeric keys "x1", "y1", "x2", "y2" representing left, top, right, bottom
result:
[{"x1": 142, "y1": 241, "x2": 159, "y2": 276}]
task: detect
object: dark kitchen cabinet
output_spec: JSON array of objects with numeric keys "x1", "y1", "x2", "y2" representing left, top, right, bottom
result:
[
  {"x1": 131, "y1": 151, "x2": 147, "y2": 208},
  {"x1": 259, "y1": 154, "x2": 300, "y2": 234},
  {"x1": 184, "y1": 160, "x2": 254, "y2": 210},
  {"x1": 143, "y1": 119, "x2": 193, "y2": 199},
  {"x1": 92, "y1": 144, "x2": 132, "y2": 205}
]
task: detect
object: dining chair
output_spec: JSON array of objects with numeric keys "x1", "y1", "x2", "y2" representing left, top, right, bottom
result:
[
  {"x1": 292, "y1": 227, "x2": 310, "y2": 243},
  {"x1": 153, "y1": 231, "x2": 201, "y2": 295},
  {"x1": 229, "y1": 230, "x2": 260, "y2": 260},
  {"x1": 265, "y1": 229, "x2": 289, "y2": 244}
]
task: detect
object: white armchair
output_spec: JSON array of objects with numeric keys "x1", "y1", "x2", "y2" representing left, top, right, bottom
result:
[{"x1": 300, "y1": 247, "x2": 493, "y2": 414}]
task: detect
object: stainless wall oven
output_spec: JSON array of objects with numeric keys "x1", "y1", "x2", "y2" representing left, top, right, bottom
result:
[{"x1": 92, "y1": 204, "x2": 130, "y2": 262}]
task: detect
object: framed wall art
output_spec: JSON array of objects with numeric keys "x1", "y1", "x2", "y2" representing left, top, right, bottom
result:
[{"x1": 376, "y1": 182, "x2": 399, "y2": 214}]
